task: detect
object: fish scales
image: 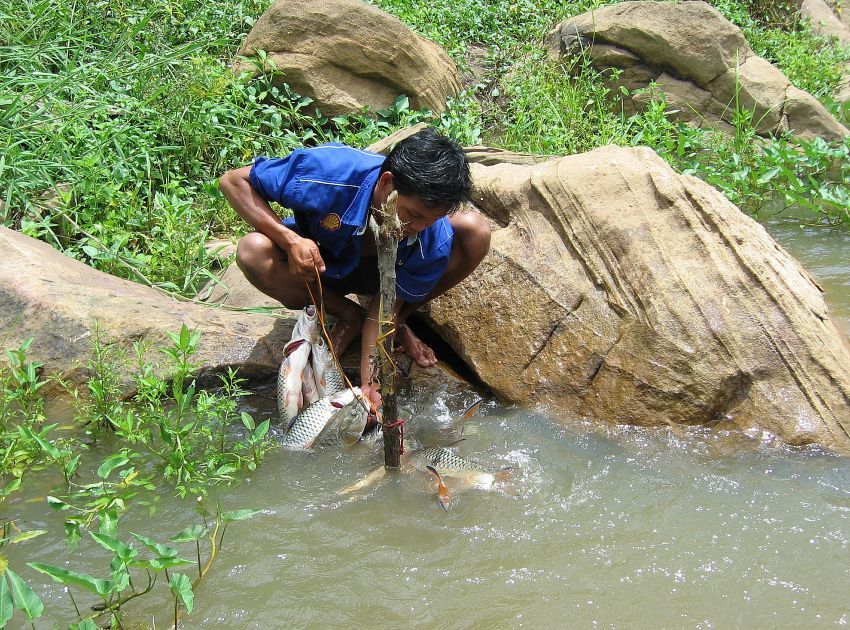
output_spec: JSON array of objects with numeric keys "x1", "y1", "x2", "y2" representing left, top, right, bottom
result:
[{"x1": 280, "y1": 388, "x2": 368, "y2": 450}]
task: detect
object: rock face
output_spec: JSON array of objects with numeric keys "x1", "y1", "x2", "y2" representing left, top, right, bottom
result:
[
  {"x1": 235, "y1": 0, "x2": 461, "y2": 116},
  {"x1": 545, "y1": 1, "x2": 850, "y2": 141},
  {"x1": 0, "y1": 227, "x2": 295, "y2": 397},
  {"x1": 801, "y1": 0, "x2": 850, "y2": 112},
  {"x1": 424, "y1": 145, "x2": 850, "y2": 451}
]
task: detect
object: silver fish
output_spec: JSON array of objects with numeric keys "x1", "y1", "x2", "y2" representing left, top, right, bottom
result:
[
  {"x1": 408, "y1": 444, "x2": 511, "y2": 490},
  {"x1": 280, "y1": 387, "x2": 370, "y2": 450},
  {"x1": 338, "y1": 440, "x2": 513, "y2": 504},
  {"x1": 278, "y1": 306, "x2": 347, "y2": 421},
  {"x1": 311, "y1": 337, "x2": 343, "y2": 398}
]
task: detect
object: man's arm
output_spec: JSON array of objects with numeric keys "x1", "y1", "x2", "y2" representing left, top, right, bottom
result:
[
  {"x1": 219, "y1": 166, "x2": 325, "y2": 279},
  {"x1": 359, "y1": 295, "x2": 405, "y2": 410}
]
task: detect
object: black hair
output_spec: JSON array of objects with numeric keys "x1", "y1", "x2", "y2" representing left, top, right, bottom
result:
[{"x1": 380, "y1": 128, "x2": 471, "y2": 214}]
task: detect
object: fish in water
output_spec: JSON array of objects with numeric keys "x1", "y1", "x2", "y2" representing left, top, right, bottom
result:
[
  {"x1": 280, "y1": 387, "x2": 371, "y2": 451},
  {"x1": 338, "y1": 441, "x2": 514, "y2": 512},
  {"x1": 338, "y1": 400, "x2": 514, "y2": 509}
]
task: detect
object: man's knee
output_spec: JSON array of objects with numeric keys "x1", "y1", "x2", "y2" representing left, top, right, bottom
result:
[
  {"x1": 450, "y1": 211, "x2": 491, "y2": 266},
  {"x1": 236, "y1": 232, "x2": 276, "y2": 275}
]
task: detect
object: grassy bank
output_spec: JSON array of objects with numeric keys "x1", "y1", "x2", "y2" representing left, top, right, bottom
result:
[{"x1": 2, "y1": 0, "x2": 849, "y2": 296}]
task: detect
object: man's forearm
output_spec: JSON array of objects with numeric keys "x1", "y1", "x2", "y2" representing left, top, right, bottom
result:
[
  {"x1": 219, "y1": 166, "x2": 300, "y2": 253},
  {"x1": 359, "y1": 296, "x2": 405, "y2": 389}
]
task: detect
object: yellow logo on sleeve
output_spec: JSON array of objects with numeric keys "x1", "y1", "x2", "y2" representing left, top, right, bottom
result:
[{"x1": 320, "y1": 213, "x2": 342, "y2": 231}]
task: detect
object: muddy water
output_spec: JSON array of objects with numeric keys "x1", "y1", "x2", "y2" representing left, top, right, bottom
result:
[{"x1": 4, "y1": 220, "x2": 849, "y2": 628}]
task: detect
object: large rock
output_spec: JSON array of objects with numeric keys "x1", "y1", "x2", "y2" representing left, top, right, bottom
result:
[
  {"x1": 0, "y1": 227, "x2": 295, "y2": 398},
  {"x1": 424, "y1": 145, "x2": 850, "y2": 451},
  {"x1": 234, "y1": 0, "x2": 461, "y2": 116},
  {"x1": 801, "y1": 0, "x2": 850, "y2": 114},
  {"x1": 545, "y1": 1, "x2": 849, "y2": 141}
]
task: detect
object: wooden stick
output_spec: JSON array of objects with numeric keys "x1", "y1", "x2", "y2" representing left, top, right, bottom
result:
[{"x1": 369, "y1": 191, "x2": 403, "y2": 468}]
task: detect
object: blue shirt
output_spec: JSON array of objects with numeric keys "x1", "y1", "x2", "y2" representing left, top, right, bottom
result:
[{"x1": 248, "y1": 143, "x2": 453, "y2": 303}]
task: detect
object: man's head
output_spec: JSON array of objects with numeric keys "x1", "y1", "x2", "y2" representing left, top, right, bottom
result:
[{"x1": 374, "y1": 128, "x2": 471, "y2": 236}]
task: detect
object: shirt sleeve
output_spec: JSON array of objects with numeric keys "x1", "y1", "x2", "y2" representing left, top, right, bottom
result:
[{"x1": 248, "y1": 155, "x2": 301, "y2": 208}]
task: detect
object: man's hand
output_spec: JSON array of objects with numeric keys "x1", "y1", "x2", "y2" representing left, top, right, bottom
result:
[
  {"x1": 361, "y1": 383, "x2": 382, "y2": 413},
  {"x1": 286, "y1": 236, "x2": 326, "y2": 279}
]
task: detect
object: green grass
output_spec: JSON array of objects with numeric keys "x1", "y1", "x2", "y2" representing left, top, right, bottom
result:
[{"x1": 1, "y1": 0, "x2": 848, "y2": 298}]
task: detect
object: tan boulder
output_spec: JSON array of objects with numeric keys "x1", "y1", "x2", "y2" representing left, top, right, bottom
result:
[
  {"x1": 234, "y1": 0, "x2": 461, "y2": 116},
  {"x1": 802, "y1": 0, "x2": 850, "y2": 45},
  {"x1": 801, "y1": 0, "x2": 850, "y2": 116},
  {"x1": 0, "y1": 227, "x2": 295, "y2": 399},
  {"x1": 545, "y1": 1, "x2": 850, "y2": 141},
  {"x1": 423, "y1": 145, "x2": 850, "y2": 451}
]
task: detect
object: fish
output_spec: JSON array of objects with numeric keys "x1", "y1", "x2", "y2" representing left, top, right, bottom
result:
[
  {"x1": 278, "y1": 306, "x2": 346, "y2": 421},
  {"x1": 280, "y1": 387, "x2": 371, "y2": 451},
  {"x1": 278, "y1": 338, "x2": 312, "y2": 421},
  {"x1": 311, "y1": 336, "x2": 343, "y2": 398},
  {"x1": 338, "y1": 440, "x2": 514, "y2": 505},
  {"x1": 408, "y1": 442, "x2": 513, "y2": 491},
  {"x1": 337, "y1": 400, "x2": 514, "y2": 509}
]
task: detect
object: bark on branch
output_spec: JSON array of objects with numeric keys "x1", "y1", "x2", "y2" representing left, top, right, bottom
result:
[{"x1": 369, "y1": 191, "x2": 403, "y2": 468}]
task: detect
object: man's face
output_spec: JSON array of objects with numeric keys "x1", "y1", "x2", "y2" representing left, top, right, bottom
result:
[
  {"x1": 373, "y1": 171, "x2": 448, "y2": 237},
  {"x1": 396, "y1": 195, "x2": 448, "y2": 237}
]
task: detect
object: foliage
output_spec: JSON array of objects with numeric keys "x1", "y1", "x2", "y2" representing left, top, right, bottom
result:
[
  {"x1": 487, "y1": 50, "x2": 630, "y2": 155},
  {"x1": 0, "y1": 330, "x2": 268, "y2": 626},
  {"x1": 73, "y1": 325, "x2": 277, "y2": 497},
  {"x1": 620, "y1": 91, "x2": 850, "y2": 223}
]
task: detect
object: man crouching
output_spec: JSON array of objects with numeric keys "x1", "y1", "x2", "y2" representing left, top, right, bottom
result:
[{"x1": 219, "y1": 128, "x2": 490, "y2": 409}]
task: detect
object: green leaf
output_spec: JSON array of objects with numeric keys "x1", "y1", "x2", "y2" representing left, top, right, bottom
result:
[
  {"x1": 1, "y1": 477, "x2": 21, "y2": 497},
  {"x1": 28, "y1": 563, "x2": 114, "y2": 597},
  {"x1": 254, "y1": 419, "x2": 270, "y2": 441},
  {"x1": 46, "y1": 495, "x2": 71, "y2": 511},
  {"x1": 71, "y1": 619, "x2": 99, "y2": 630},
  {"x1": 90, "y1": 532, "x2": 137, "y2": 563},
  {"x1": 6, "y1": 568, "x2": 44, "y2": 621},
  {"x1": 64, "y1": 521, "x2": 81, "y2": 549},
  {"x1": 9, "y1": 530, "x2": 46, "y2": 544},
  {"x1": 98, "y1": 508, "x2": 119, "y2": 538},
  {"x1": 170, "y1": 524, "x2": 207, "y2": 543},
  {"x1": 221, "y1": 509, "x2": 262, "y2": 522},
  {"x1": 240, "y1": 411, "x2": 254, "y2": 431},
  {"x1": 169, "y1": 573, "x2": 194, "y2": 613},
  {"x1": 214, "y1": 464, "x2": 237, "y2": 476},
  {"x1": 0, "y1": 575, "x2": 13, "y2": 628},
  {"x1": 148, "y1": 556, "x2": 193, "y2": 570},
  {"x1": 130, "y1": 533, "x2": 179, "y2": 558},
  {"x1": 29, "y1": 431, "x2": 61, "y2": 460},
  {"x1": 97, "y1": 454, "x2": 129, "y2": 479}
]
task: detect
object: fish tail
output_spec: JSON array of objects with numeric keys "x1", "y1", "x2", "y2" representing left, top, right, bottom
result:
[
  {"x1": 426, "y1": 465, "x2": 452, "y2": 512},
  {"x1": 461, "y1": 398, "x2": 484, "y2": 420},
  {"x1": 338, "y1": 466, "x2": 386, "y2": 495}
]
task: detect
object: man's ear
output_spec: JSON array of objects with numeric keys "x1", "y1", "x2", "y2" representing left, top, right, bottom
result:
[{"x1": 377, "y1": 170, "x2": 394, "y2": 191}]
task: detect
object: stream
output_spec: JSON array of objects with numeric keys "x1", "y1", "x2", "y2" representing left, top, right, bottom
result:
[{"x1": 3, "y1": 218, "x2": 849, "y2": 628}]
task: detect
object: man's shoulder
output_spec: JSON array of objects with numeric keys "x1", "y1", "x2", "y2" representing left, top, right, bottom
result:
[{"x1": 288, "y1": 144, "x2": 385, "y2": 180}]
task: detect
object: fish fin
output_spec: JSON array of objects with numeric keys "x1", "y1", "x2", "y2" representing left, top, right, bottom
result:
[
  {"x1": 426, "y1": 465, "x2": 452, "y2": 512},
  {"x1": 444, "y1": 438, "x2": 467, "y2": 449},
  {"x1": 461, "y1": 398, "x2": 484, "y2": 420},
  {"x1": 338, "y1": 466, "x2": 387, "y2": 495}
]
